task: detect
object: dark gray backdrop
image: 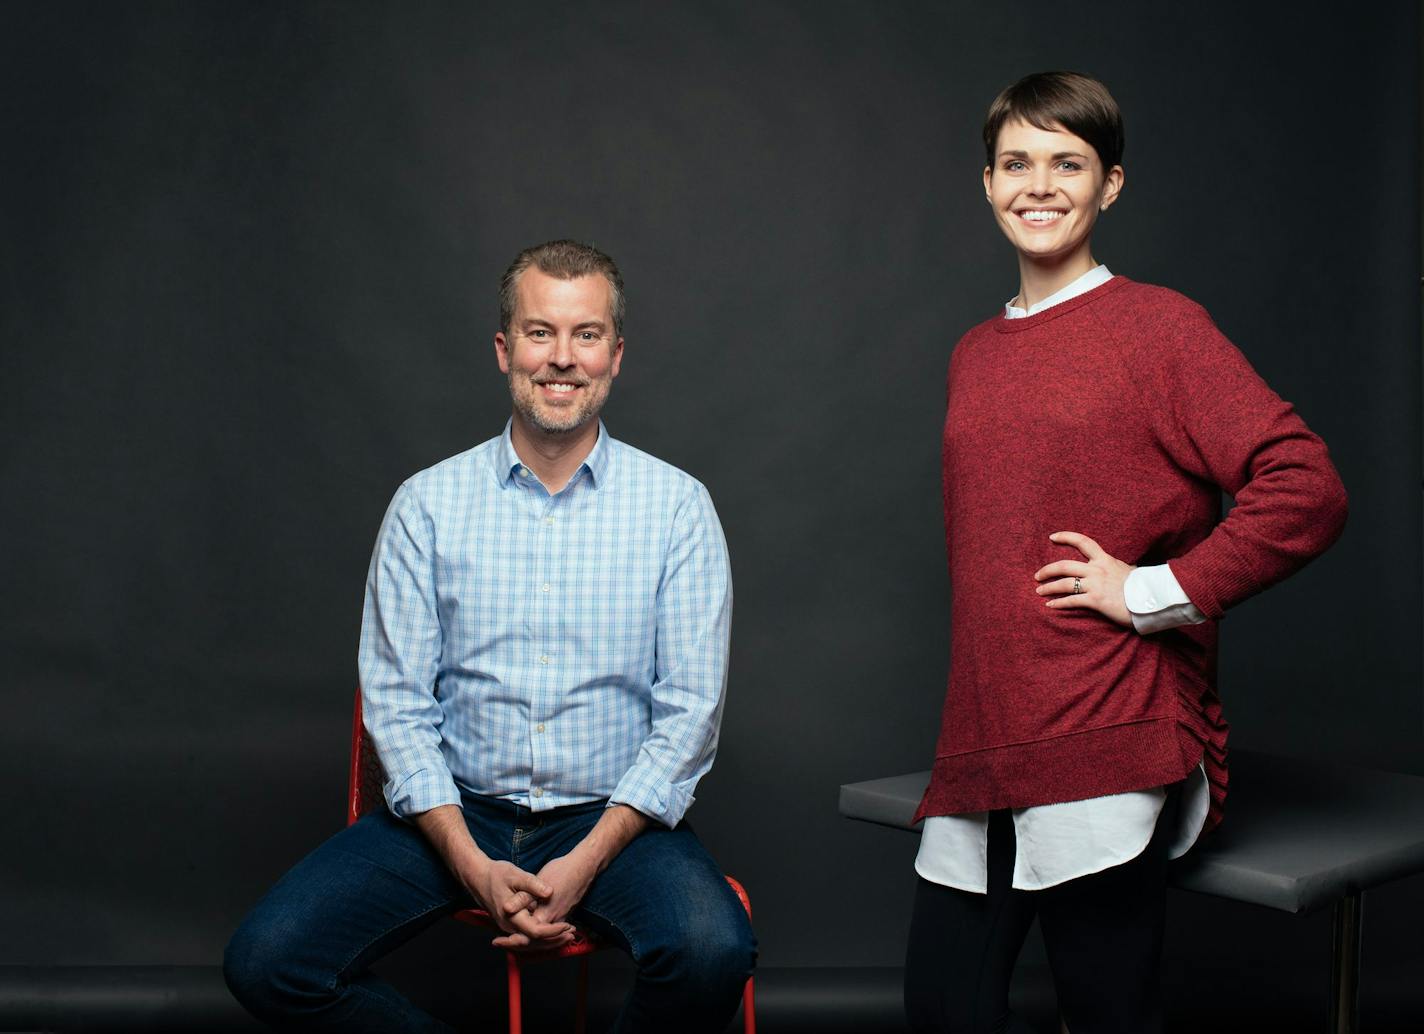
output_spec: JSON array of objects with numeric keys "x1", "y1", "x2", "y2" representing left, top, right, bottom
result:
[{"x1": 2, "y1": 0, "x2": 1419, "y2": 1001}]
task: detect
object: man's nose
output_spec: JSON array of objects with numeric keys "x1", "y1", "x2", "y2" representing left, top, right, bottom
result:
[{"x1": 551, "y1": 333, "x2": 575, "y2": 366}]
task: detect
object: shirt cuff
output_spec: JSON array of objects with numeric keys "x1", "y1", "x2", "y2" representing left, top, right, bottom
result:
[
  {"x1": 609, "y1": 767, "x2": 694, "y2": 829},
  {"x1": 385, "y1": 766, "x2": 463, "y2": 819},
  {"x1": 1126, "y1": 564, "x2": 1208, "y2": 635}
]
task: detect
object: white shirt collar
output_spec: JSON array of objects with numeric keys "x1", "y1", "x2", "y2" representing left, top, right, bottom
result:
[{"x1": 1004, "y1": 265, "x2": 1113, "y2": 319}]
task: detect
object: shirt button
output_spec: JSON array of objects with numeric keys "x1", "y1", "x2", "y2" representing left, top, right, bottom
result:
[
  {"x1": 535, "y1": 723, "x2": 545, "y2": 733},
  {"x1": 541, "y1": 583, "x2": 551, "y2": 592},
  {"x1": 544, "y1": 516, "x2": 555, "y2": 525},
  {"x1": 520, "y1": 467, "x2": 531, "y2": 478},
  {"x1": 532, "y1": 787, "x2": 544, "y2": 798},
  {"x1": 538, "y1": 655, "x2": 550, "y2": 664}
]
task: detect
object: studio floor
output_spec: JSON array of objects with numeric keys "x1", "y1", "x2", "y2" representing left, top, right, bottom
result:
[{"x1": 2, "y1": 958, "x2": 1421, "y2": 1032}]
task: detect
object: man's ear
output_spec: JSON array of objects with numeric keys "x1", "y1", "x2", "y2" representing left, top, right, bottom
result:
[
  {"x1": 495, "y1": 331, "x2": 511, "y2": 374},
  {"x1": 610, "y1": 337, "x2": 624, "y2": 379}
]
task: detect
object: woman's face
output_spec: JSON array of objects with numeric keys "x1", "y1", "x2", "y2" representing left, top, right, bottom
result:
[{"x1": 982, "y1": 119, "x2": 1123, "y2": 268}]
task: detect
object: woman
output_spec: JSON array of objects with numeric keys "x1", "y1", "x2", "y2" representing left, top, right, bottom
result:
[{"x1": 903, "y1": 71, "x2": 1347, "y2": 1034}]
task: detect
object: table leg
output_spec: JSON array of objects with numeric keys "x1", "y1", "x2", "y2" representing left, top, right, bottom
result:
[{"x1": 1329, "y1": 891, "x2": 1363, "y2": 1034}]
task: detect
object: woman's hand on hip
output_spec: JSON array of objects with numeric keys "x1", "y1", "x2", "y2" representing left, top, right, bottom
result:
[{"x1": 1034, "y1": 531, "x2": 1135, "y2": 627}]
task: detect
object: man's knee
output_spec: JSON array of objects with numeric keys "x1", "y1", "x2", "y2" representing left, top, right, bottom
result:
[
  {"x1": 647, "y1": 901, "x2": 756, "y2": 998},
  {"x1": 223, "y1": 916, "x2": 272, "y2": 1015},
  {"x1": 694, "y1": 910, "x2": 757, "y2": 986},
  {"x1": 223, "y1": 907, "x2": 324, "y2": 1020}
]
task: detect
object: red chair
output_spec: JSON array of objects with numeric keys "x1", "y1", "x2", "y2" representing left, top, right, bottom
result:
[{"x1": 347, "y1": 692, "x2": 756, "y2": 1034}]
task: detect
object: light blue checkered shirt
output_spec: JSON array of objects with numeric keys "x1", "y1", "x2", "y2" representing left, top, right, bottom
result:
[{"x1": 358, "y1": 421, "x2": 732, "y2": 829}]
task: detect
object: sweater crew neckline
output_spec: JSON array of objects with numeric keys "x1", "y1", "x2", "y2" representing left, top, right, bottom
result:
[{"x1": 992, "y1": 275, "x2": 1130, "y2": 333}]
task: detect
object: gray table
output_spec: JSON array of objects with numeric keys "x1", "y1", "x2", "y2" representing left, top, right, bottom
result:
[{"x1": 839, "y1": 750, "x2": 1424, "y2": 1034}]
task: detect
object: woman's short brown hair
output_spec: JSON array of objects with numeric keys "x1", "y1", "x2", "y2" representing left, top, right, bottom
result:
[{"x1": 983, "y1": 71, "x2": 1124, "y2": 170}]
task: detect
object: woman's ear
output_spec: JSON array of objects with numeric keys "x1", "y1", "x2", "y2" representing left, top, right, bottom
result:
[{"x1": 1099, "y1": 165, "x2": 1125, "y2": 212}]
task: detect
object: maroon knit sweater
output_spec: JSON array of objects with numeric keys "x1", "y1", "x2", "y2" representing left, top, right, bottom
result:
[{"x1": 915, "y1": 277, "x2": 1347, "y2": 833}]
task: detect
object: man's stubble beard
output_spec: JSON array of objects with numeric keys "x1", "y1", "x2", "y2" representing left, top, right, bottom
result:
[{"x1": 507, "y1": 370, "x2": 612, "y2": 436}]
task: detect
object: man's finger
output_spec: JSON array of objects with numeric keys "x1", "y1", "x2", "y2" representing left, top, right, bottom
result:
[
  {"x1": 509, "y1": 909, "x2": 574, "y2": 941},
  {"x1": 493, "y1": 929, "x2": 575, "y2": 952},
  {"x1": 510, "y1": 873, "x2": 553, "y2": 899},
  {"x1": 1050, "y1": 531, "x2": 1100, "y2": 559},
  {"x1": 501, "y1": 890, "x2": 535, "y2": 916}
]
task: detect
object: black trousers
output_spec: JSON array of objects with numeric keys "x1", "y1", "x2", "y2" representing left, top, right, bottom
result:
[{"x1": 903, "y1": 790, "x2": 1179, "y2": 1034}]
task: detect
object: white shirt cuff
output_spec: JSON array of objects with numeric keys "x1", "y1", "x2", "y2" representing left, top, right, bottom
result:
[{"x1": 1126, "y1": 564, "x2": 1207, "y2": 634}]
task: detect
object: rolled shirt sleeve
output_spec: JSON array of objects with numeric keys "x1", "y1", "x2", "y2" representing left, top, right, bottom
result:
[
  {"x1": 608, "y1": 483, "x2": 732, "y2": 828},
  {"x1": 357, "y1": 482, "x2": 462, "y2": 818}
]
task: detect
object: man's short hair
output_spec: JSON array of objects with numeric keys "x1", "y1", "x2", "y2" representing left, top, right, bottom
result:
[
  {"x1": 983, "y1": 71, "x2": 1124, "y2": 171},
  {"x1": 499, "y1": 240, "x2": 626, "y2": 338}
]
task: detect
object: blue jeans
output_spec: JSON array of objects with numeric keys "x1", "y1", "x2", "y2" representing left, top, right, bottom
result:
[{"x1": 224, "y1": 793, "x2": 756, "y2": 1032}]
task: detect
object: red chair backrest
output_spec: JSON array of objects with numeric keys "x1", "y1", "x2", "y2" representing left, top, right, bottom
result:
[{"x1": 347, "y1": 690, "x2": 385, "y2": 827}]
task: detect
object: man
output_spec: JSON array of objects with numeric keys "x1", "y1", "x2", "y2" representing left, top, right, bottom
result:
[{"x1": 225, "y1": 240, "x2": 755, "y2": 1033}]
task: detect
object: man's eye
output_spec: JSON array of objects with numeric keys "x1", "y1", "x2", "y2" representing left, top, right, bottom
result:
[
  {"x1": 529, "y1": 330, "x2": 549, "y2": 338},
  {"x1": 579, "y1": 332, "x2": 599, "y2": 342}
]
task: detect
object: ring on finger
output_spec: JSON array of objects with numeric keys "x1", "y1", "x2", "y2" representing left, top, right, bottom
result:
[{"x1": 1072, "y1": 577, "x2": 1083, "y2": 595}]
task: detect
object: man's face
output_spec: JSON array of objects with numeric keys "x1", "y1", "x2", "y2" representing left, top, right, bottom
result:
[
  {"x1": 983, "y1": 119, "x2": 1123, "y2": 265},
  {"x1": 495, "y1": 269, "x2": 623, "y2": 438}
]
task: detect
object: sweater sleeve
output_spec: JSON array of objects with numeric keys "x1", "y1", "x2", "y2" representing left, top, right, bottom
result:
[{"x1": 1105, "y1": 291, "x2": 1348, "y2": 619}]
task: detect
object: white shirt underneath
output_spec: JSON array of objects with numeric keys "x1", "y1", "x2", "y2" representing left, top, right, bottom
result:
[
  {"x1": 916, "y1": 766, "x2": 1211, "y2": 892},
  {"x1": 916, "y1": 265, "x2": 1211, "y2": 892}
]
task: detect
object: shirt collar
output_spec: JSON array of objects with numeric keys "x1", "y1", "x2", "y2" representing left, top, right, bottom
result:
[
  {"x1": 580, "y1": 421, "x2": 611, "y2": 487},
  {"x1": 1005, "y1": 265, "x2": 1113, "y2": 319},
  {"x1": 496, "y1": 419, "x2": 612, "y2": 489},
  {"x1": 496, "y1": 421, "x2": 522, "y2": 485}
]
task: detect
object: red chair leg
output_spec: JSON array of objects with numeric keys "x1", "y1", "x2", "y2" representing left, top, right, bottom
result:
[
  {"x1": 575, "y1": 954, "x2": 589, "y2": 1034},
  {"x1": 505, "y1": 951, "x2": 522, "y2": 1034},
  {"x1": 722, "y1": 875, "x2": 756, "y2": 1033}
]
